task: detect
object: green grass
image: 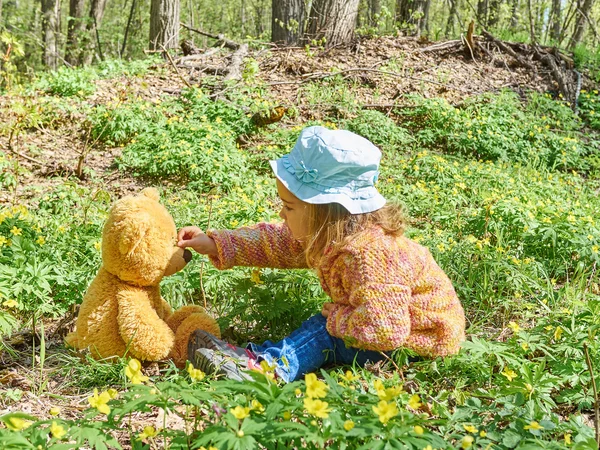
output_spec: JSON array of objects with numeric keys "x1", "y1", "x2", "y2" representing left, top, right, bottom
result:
[{"x1": 0, "y1": 60, "x2": 600, "y2": 449}]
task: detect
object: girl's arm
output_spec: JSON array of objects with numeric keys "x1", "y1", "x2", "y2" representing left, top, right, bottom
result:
[{"x1": 206, "y1": 222, "x2": 308, "y2": 270}]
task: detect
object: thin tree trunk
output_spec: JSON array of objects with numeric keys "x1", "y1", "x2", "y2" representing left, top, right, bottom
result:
[
  {"x1": 569, "y1": 0, "x2": 594, "y2": 49},
  {"x1": 369, "y1": 0, "x2": 381, "y2": 26},
  {"x1": 272, "y1": 0, "x2": 305, "y2": 45},
  {"x1": 305, "y1": 0, "x2": 360, "y2": 46},
  {"x1": 121, "y1": 0, "x2": 136, "y2": 56},
  {"x1": 550, "y1": 0, "x2": 561, "y2": 41},
  {"x1": 510, "y1": 0, "x2": 519, "y2": 28},
  {"x1": 527, "y1": 0, "x2": 536, "y2": 44},
  {"x1": 477, "y1": 0, "x2": 488, "y2": 26},
  {"x1": 446, "y1": 0, "x2": 458, "y2": 35},
  {"x1": 488, "y1": 0, "x2": 500, "y2": 26},
  {"x1": 65, "y1": 0, "x2": 85, "y2": 65},
  {"x1": 41, "y1": 0, "x2": 59, "y2": 69},
  {"x1": 420, "y1": 0, "x2": 431, "y2": 34},
  {"x1": 80, "y1": 0, "x2": 108, "y2": 65},
  {"x1": 149, "y1": 0, "x2": 180, "y2": 50}
]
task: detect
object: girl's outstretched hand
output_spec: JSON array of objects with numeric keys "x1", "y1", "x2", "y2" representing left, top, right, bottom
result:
[
  {"x1": 177, "y1": 226, "x2": 218, "y2": 256},
  {"x1": 321, "y1": 302, "x2": 336, "y2": 318}
]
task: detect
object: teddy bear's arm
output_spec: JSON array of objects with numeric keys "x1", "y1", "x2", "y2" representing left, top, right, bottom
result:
[{"x1": 116, "y1": 288, "x2": 175, "y2": 361}]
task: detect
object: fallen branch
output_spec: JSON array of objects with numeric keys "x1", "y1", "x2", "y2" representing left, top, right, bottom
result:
[
  {"x1": 176, "y1": 47, "x2": 222, "y2": 64},
  {"x1": 420, "y1": 40, "x2": 462, "y2": 52},
  {"x1": 224, "y1": 43, "x2": 248, "y2": 81},
  {"x1": 481, "y1": 28, "x2": 536, "y2": 71},
  {"x1": 534, "y1": 46, "x2": 575, "y2": 106},
  {"x1": 180, "y1": 23, "x2": 239, "y2": 50},
  {"x1": 161, "y1": 45, "x2": 192, "y2": 89}
]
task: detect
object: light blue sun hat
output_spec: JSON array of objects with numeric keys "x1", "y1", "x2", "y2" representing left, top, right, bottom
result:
[{"x1": 269, "y1": 126, "x2": 386, "y2": 214}]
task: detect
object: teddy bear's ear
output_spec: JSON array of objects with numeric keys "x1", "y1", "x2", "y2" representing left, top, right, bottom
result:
[
  {"x1": 117, "y1": 215, "x2": 151, "y2": 256},
  {"x1": 141, "y1": 188, "x2": 160, "y2": 202}
]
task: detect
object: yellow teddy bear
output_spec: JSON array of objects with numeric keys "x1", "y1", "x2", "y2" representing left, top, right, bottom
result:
[{"x1": 65, "y1": 188, "x2": 219, "y2": 367}]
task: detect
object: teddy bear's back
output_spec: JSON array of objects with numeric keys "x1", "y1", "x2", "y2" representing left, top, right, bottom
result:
[{"x1": 74, "y1": 268, "x2": 128, "y2": 359}]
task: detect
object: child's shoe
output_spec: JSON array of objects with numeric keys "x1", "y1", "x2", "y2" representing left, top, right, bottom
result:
[{"x1": 187, "y1": 330, "x2": 257, "y2": 381}]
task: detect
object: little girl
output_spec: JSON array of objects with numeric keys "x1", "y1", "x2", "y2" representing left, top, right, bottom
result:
[{"x1": 178, "y1": 126, "x2": 465, "y2": 382}]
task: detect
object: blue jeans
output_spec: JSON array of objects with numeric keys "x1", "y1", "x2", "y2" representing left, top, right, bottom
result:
[{"x1": 248, "y1": 314, "x2": 388, "y2": 382}]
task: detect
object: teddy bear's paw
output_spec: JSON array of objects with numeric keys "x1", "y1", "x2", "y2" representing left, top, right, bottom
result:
[
  {"x1": 171, "y1": 312, "x2": 221, "y2": 367},
  {"x1": 166, "y1": 305, "x2": 207, "y2": 332}
]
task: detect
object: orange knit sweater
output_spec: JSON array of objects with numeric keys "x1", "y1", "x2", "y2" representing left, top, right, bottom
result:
[{"x1": 207, "y1": 223, "x2": 465, "y2": 356}]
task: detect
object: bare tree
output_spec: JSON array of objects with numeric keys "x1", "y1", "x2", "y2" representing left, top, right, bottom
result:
[
  {"x1": 149, "y1": 0, "x2": 180, "y2": 50},
  {"x1": 41, "y1": 0, "x2": 59, "y2": 69},
  {"x1": 305, "y1": 0, "x2": 360, "y2": 47},
  {"x1": 272, "y1": 0, "x2": 305, "y2": 45},
  {"x1": 65, "y1": 0, "x2": 85, "y2": 65},
  {"x1": 569, "y1": 0, "x2": 594, "y2": 49}
]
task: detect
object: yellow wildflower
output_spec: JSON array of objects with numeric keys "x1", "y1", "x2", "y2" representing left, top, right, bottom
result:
[
  {"x1": 10, "y1": 226, "x2": 22, "y2": 236},
  {"x1": 49, "y1": 407, "x2": 61, "y2": 416},
  {"x1": 407, "y1": 394, "x2": 422, "y2": 410},
  {"x1": 554, "y1": 326, "x2": 563, "y2": 340},
  {"x1": 250, "y1": 269, "x2": 263, "y2": 284},
  {"x1": 137, "y1": 426, "x2": 158, "y2": 440},
  {"x1": 461, "y1": 435, "x2": 474, "y2": 449},
  {"x1": 6, "y1": 417, "x2": 32, "y2": 430},
  {"x1": 344, "y1": 420, "x2": 355, "y2": 431},
  {"x1": 340, "y1": 370, "x2": 359, "y2": 383},
  {"x1": 413, "y1": 425, "x2": 424, "y2": 435},
  {"x1": 94, "y1": 241, "x2": 102, "y2": 251},
  {"x1": 508, "y1": 321, "x2": 520, "y2": 333},
  {"x1": 50, "y1": 421, "x2": 67, "y2": 439},
  {"x1": 524, "y1": 421, "x2": 543, "y2": 431},
  {"x1": 283, "y1": 411, "x2": 292, "y2": 420},
  {"x1": 463, "y1": 424, "x2": 477, "y2": 433},
  {"x1": 230, "y1": 405, "x2": 250, "y2": 420},
  {"x1": 480, "y1": 430, "x2": 487, "y2": 437},
  {"x1": 3, "y1": 299, "x2": 18, "y2": 308},
  {"x1": 305, "y1": 373, "x2": 328, "y2": 399},
  {"x1": 250, "y1": 399, "x2": 264, "y2": 413},
  {"x1": 36, "y1": 236, "x2": 46, "y2": 246},
  {"x1": 187, "y1": 362, "x2": 205, "y2": 381},
  {"x1": 373, "y1": 400, "x2": 399, "y2": 424},
  {"x1": 125, "y1": 359, "x2": 149, "y2": 385},
  {"x1": 564, "y1": 433, "x2": 572, "y2": 444},
  {"x1": 378, "y1": 385, "x2": 404, "y2": 401},
  {"x1": 88, "y1": 388, "x2": 111, "y2": 415},
  {"x1": 521, "y1": 342, "x2": 529, "y2": 351},
  {"x1": 0, "y1": 236, "x2": 7, "y2": 247},
  {"x1": 304, "y1": 397, "x2": 331, "y2": 419},
  {"x1": 501, "y1": 367, "x2": 517, "y2": 382}
]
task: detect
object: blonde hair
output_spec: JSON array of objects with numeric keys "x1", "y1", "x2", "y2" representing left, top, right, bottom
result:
[{"x1": 304, "y1": 202, "x2": 407, "y2": 267}]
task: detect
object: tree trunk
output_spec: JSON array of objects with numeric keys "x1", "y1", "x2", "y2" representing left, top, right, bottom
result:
[
  {"x1": 445, "y1": 0, "x2": 459, "y2": 36},
  {"x1": 149, "y1": 0, "x2": 180, "y2": 50},
  {"x1": 488, "y1": 0, "x2": 501, "y2": 26},
  {"x1": 305, "y1": 0, "x2": 360, "y2": 47},
  {"x1": 65, "y1": 0, "x2": 85, "y2": 65},
  {"x1": 569, "y1": 0, "x2": 594, "y2": 49},
  {"x1": 41, "y1": 0, "x2": 59, "y2": 70},
  {"x1": 510, "y1": 0, "x2": 519, "y2": 28},
  {"x1": 80, "y1": 0, "x2": 108, "y2": 65},
  {"x1": 549, "y1": 0, "x2": 561, "y2": 41},
  {"x1": 396, "y1": 0, "x2": 429, "y2": 34},
  {"x1": 477, "y1": 0, "x2": 488, "y2": 26},
  {"x1": 369, "y1": 0, "x2": 381, "y2": 26},
  {"x1": 272, "y1": 0, "x2": 305, "y2": 45}
]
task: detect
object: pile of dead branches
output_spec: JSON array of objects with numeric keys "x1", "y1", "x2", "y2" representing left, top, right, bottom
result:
[{"x1": 421, "y1": 23, "x2": 583, "y2": 110}]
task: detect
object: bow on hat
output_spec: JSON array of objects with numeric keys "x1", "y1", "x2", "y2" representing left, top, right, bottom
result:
[{"x1": 283, "y1": 157, "x2": 319, "y2": 183}]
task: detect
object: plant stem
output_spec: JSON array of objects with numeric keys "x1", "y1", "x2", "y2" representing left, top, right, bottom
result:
[
  {"x1": 199, "y1": 194, "x2": 214, "y2": 309},
  {"x1": 583, "y1": 342, "x2": 599, "y2": 444}
]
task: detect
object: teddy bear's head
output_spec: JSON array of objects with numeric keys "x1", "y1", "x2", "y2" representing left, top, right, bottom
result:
[{"x1": 101, "y1": 188, "x2": 192, "y2": 286}]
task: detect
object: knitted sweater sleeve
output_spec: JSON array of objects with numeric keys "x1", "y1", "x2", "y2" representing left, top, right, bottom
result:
[
  {"x1": 325, "y1": 250, "x2": 412, "y2": 352},
  {"x1": 206, "y1": 222, "x2": 308, "y2": 270}
]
